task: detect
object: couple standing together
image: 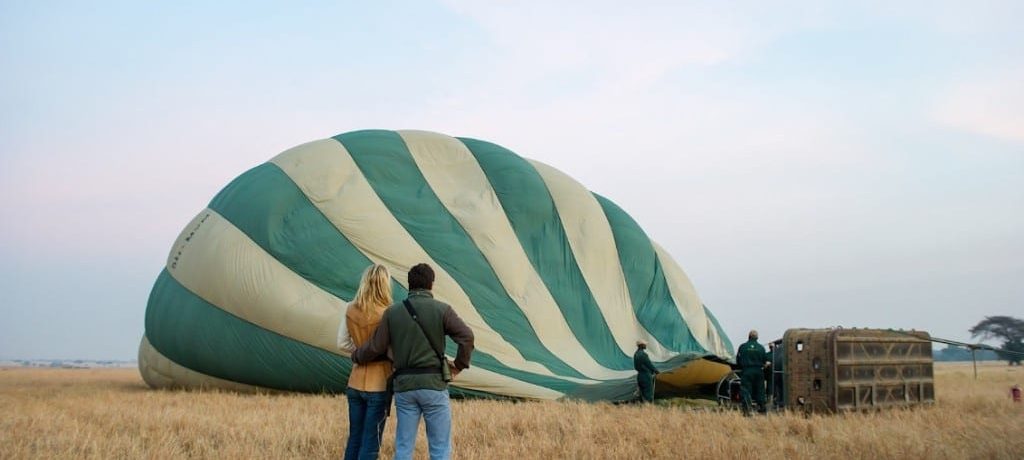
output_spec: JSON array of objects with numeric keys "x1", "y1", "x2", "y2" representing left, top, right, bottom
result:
[{"x1": 338, "y1": 263, "x2": 475, "y2": 460}]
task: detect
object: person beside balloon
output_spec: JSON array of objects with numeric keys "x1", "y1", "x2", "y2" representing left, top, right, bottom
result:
[
  {"x1": 634, "y1": 340, "x2": 659, "y2": 403},
  {"x1": 354, "y1": 263, "x2": 476, "y2": 460},
  {"x1": 337, "y1": 264, "x2": 394, "y2": 460}
]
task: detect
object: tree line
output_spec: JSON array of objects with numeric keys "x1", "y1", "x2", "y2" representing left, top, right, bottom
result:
[{"x1": 965, "y1": 315, "x2": 1024, "y2": 365}]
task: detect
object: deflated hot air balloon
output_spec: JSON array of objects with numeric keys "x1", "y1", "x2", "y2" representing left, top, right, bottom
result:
[{"x1": 139, "y1": 129, "x2": 733, "y2": 400}]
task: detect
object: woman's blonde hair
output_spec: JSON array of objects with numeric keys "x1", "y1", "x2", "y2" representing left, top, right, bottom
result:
[{"x1": 352, "y1": 264, "x2": 393, "y2": 313}]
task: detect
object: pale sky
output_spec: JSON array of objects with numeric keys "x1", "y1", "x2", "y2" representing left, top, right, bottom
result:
[{"x1": 1, "y1": 1, "x2": 1021, "y2": 360}]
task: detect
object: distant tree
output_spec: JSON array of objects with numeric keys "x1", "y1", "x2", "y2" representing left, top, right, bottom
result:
[
  {"x1": 970, "y1": 316, "x2": 1024, "y2": 366},
  {"x1": 1003, "y1": 340, "x2": 1024, "y2": 365}
]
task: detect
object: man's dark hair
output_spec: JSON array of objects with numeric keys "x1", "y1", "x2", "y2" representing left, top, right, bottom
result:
[{"x1": 408, "y1": 263, "x2": 435, "y2": 290}]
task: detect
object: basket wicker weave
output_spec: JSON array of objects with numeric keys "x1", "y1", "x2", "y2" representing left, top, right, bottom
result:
[{"x1": 776, "y1": 328, "x2": 935, "y2": 413}]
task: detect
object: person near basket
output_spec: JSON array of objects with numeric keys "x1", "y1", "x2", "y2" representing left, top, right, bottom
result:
[
  {"x1": 634, "y1": 340, "x2": 659, "y2": 403},
  {"x1": 736, "y1": 329, "x2": 770, "y2": 415}
]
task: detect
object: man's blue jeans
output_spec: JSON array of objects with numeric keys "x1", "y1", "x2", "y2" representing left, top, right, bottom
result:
[
  {"x1": 345, "y1": 388, "x2": 389, "y2": 460},
  {"x1": 394, "y1": 389, "x2": 451, "y2": 460}
]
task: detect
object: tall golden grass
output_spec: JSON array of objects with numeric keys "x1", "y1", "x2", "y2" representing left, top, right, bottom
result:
[{"x1": 1, "y1": 362, "x2": 1021, "y2": 459}]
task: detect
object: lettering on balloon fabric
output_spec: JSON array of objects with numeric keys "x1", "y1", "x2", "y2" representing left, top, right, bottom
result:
[{"x1": 170, "y1": 213, "x2": 210, "y2": 270}]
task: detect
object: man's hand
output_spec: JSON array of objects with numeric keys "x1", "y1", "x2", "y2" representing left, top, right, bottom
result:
[{"x1": 448, "y1": 362, "x2": 461, "y2": 380}]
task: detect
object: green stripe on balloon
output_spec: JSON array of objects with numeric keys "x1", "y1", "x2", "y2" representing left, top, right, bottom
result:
[
  {"x1": 146, "y1": 269, "x2": 352, "y2": 392},
  {"x1": 458, "y1": 137, "x2": 632, "y2": 371},
  {"x1": 593, "y1": 193, "x2": 706, "y2": 357},
  {"x1": 335, "y1": 130, "x2": 587, "y2": 381}
]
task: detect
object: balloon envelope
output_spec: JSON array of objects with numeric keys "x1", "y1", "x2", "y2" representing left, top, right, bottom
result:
[{"x1": 140, "y1": 129, "x2": 733, "y2": 400}]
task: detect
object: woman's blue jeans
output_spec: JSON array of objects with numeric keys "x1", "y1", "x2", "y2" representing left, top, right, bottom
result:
[{"x1": 345, "y1": 388, "x2": 389, "y2": 460}]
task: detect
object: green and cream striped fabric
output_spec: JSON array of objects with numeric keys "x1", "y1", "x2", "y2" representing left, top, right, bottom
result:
[{"x1": 140, "y1": 129, "x2": 734, "y2": 400}]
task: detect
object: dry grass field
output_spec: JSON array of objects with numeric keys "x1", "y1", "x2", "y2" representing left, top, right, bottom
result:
[{"x1": 1, "y1": 362, "x2": 1022, "y2": 459}]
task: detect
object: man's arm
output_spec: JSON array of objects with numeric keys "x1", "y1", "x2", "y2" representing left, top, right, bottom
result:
[
  {"x1": 442, "y1": 306, "x2": 474, "y2": 370},
  {"x1": 642, "y1": 352, "x2": 659, "y2": 374},
  {"x1": 352, "y1": 312, "x2": 391, "y2": 365}
]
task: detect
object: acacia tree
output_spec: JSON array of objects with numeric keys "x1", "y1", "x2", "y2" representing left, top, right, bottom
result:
[{"x1": 970, "y1": 316, "x2": 1024, "y2": 366}]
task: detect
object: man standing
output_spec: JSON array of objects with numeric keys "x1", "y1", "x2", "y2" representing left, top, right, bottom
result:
[
  {"x1": 353, "y1": 263, "x2": 475, "y2": 460},
  {"x1": 633, "y1": 340, "x2": 659, "y2": 403},
  {"x1": 736, "y1": 330, "x2": 769, "y2": 415}
]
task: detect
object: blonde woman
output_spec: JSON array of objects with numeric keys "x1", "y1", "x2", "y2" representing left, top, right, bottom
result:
[{"x1": 338, "y1": 264, "x2": 393, "y2": 460}]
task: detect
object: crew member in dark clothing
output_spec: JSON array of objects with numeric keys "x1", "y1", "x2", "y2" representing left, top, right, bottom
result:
[
  {"x1": 736, "y1": 330, "x2": 769, "y2": 415},
  {"x1": 634, "y1": 340, "x2": 659, "y2": 403}
]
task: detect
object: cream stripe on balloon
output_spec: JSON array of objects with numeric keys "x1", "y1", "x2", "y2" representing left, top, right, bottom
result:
[
  {"x1": 398, "y1": 130, "x2": 634, "y2": 380},
  {"x1": 652, "y1": 242, "x2": 729, "y2": 357},
  {"x1": 138, "y1": 336, "x2": 269, "y2": 392},
  {"x1": 528, "y1": 159, "x2": 675, "y2": 361},
  {"x1": 456, "y1": 367, "x2": 564, "y2": 400},
  {"x1": 165, "y1": 208, "x2": 345, "y2": 353},
  {"x1": 270, "y1": 139, "x2": 596, "y2": 390},
  {"x1": 704, "y1": 316, "x2": 731, "y2": 358}
]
